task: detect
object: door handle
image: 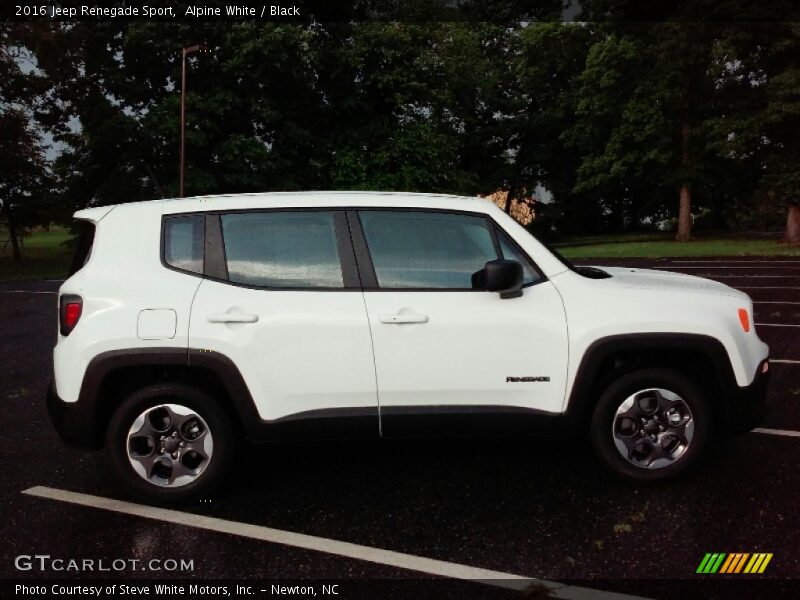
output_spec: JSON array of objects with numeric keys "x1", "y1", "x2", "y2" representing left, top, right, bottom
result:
[
  {"x1": 207, "y1": 313, "x2": 259, "y2": 324},
  {"x1": 379, "y1": 313, "x2": 429, "y2": 324}
]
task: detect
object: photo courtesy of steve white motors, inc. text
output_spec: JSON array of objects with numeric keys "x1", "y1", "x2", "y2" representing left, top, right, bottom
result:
[{"x1": 15, "y1": 584, "x2": 340, "y2": 597}]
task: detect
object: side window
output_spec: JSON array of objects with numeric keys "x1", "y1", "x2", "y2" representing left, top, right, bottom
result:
[
  {"x1": 164, "y1": 215, "x2": 204, "y2": 274},
  {"x1": 220, "y1": 211, "x2": 344, "y2": 288},
  {"x1": 497, "y1": 229, "x2": 542, "y2": 286},
  {"x1": 68, "y1": 220, "x2": 95, "y2": 276},
  {"x1": 358, "y1": 211, "x2": 498, "y2": 289}
]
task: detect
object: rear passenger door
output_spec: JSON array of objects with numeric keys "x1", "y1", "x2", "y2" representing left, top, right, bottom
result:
[
  {"x1": 350, "y1": 209, "x2": 568, "y2": 435},
  {"x1": 186, "y1": 210, "x2": 379, "y2": 436}
]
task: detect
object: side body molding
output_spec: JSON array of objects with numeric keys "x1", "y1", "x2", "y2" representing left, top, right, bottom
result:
[
  {"x1": 56, "y1": 333, "x2": 750, "y2": 448},
  {"x1": 66, "y1": 348, "x2": 378, "y2": 447}
]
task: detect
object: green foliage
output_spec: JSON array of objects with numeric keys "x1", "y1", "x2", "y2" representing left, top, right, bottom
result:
[
  {"x1": 0, "y1": 228, "x2": 73, "y2": 280},
  {"x1": 0, "y1": 23, "x2": 58, "y2": 259},
  {"x1": 559, "y1": 237, "x2": 800, "y2": 259},
  {"x1": 4, "y1": 17, "x2": 800, "y2": 246},
  {"x1": 37, "y1": 22, "x2": 522, "y2": 206}
]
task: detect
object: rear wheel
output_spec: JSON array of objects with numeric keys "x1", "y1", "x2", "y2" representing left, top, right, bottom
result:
[
  {"x1": 590, "y1": 368, "x2": 711, "y2": 481},
  {"x1": 106, "y1": 383, "x2": 234, "y2": 504}
]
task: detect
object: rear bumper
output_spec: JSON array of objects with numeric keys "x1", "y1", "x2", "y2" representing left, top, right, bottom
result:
[
  {"x1": 725, "y1": 359, "x2": 770, "y2": 435},
  {"x1": 46, "y1": 381, "x2": 101, "y2": 449}
]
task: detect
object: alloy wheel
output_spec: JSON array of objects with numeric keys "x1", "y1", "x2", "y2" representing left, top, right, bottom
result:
[
  {"x1": 612, "y1": 388, "x2": 694, "y2": 469},
  {"x1": 126, "y1": 404, "x2": 214, "y2": 487}
]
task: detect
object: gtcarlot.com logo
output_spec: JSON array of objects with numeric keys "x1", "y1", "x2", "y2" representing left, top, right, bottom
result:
[
  {"x1": 14, "y1": 555, "x2": 194, "y2": 572},
  {"x1": 696, "y1": 552, "x2": 773, "y2": 574}
]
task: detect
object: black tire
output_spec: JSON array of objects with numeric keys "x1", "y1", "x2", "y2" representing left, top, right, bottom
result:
[
  {"x1": 590, "y1": 368, "x2": 711, "y2": 482},
  {"x1": 106, "y1": 383, "x2": 235, "y2": 504}
]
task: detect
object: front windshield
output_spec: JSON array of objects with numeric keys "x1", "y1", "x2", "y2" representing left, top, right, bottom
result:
[
  {"x1": 524, "y1": 230, "x2": 611, "y2": 279},
  {"x1": 527, "y1": 232, "x2": 579, "y2": 272}
]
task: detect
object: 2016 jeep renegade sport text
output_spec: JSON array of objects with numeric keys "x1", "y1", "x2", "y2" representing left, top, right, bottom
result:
[{"x1": 47, "y1": 192, "x2": 770, "y2": 503}]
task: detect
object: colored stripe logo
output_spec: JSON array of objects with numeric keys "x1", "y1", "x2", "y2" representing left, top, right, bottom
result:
[{"x1": 696, "y1": 553, "x2": 772, "y2": 574}]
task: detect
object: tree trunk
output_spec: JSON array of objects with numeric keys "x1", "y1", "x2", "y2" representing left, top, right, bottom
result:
[
  {"x1": 2, "y1": 205, "x2": 22, "y2": 262},
  {"x1": 504, "y1": 166, "x2": 521, "y2": 214},
  {"x1": 504, "y1": 186, "x2": 516, "y2": 214},
  {"x1": 629, "y1": 192, "x2": 642, "y2": 231},
  {"x1": 505, "y1": 135, "x2": 529, "y2": 215},
  {"x1": 786, "y1": 202, "x2": 800, "y2": 245},
  {"x1": 677, "y1": 184, "x2": 692, "y2": 241},
  {"x1": 676, "y1": 119, "x2": 692, "y2": 241}
]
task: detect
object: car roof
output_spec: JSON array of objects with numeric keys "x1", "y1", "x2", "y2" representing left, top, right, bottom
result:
[{"x1": 74, "y1": 191, "x2": 493, "y2": 222}]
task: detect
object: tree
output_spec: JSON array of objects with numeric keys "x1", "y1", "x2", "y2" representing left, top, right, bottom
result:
[
  {"x1": 564, "y1": 16, "x2": 723, "y2": 239},
  {"x1": 561, "y1": 27, "x2": 664, "y2": 232},
  {"x1": 45, "y1": 21, "x2": 527, "y2": 204},
  {"x1": 711, "y1": 23, "x2": 800, "y2": 244},
  {"x1": 0, "y1": 109, "x2": 50, "y2": 261},
  {"x1": 0, "y1": 23, "x2": 53, "y2": 261},
  {"x1": 20, "y1": 12, "x2": 800, "y2": 245},
  {"x1": 515, "y1": 22, "x2": 593, "y2": 231},
  {"x1": 758, "y1": 25, "x2": 800, "y2": 244}
]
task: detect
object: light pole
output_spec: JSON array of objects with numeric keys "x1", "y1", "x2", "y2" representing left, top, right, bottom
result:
[{"x1": 179, "y1": 43, "x2": 209, "y2": 198}]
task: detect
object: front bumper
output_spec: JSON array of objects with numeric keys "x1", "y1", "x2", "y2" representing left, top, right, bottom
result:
[
  {"x1": 726, "y1": 359, "x2": 770, "y2": 435},
  {"x1": 46, "y1": 381, "x2": 101, "y2": 449}
]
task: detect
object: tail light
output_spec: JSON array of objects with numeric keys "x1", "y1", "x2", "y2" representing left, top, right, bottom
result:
[{"x1": 60, "y1": 295, "x2": 83, "y2": 336}]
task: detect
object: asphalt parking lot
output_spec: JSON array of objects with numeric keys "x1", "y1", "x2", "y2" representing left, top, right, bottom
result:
[{"x1": 2, "y1": 257, "x2": 799, "y2": 600}]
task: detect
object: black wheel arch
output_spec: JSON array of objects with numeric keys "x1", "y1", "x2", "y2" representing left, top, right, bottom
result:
[
  {"x1": 71, "y1": 348, "x2": 257, "y2": 448},
  {"x1": 561, "y1": 333, "x2": 741, "y2": 436},
  {"x1": 65, "y1": 347, "x2": 377, "y2": 448}
]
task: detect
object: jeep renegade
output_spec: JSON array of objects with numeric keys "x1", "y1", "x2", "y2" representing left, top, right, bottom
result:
[{"x1": 47, "y1": 192, "x2": 770, "y2": 503}]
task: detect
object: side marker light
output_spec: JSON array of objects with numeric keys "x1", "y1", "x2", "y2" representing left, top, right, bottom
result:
[{"x1": 738, "y1": 308, "x2": 750, "y2": 333}]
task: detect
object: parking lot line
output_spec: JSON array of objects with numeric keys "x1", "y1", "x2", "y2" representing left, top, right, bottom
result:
[
  {"x1": 21, "y1": 486, "x2": 648, "y2": 600},
  {"x1": 772, "y1": 359, "x2": 800, "y2": 364},
  {"x1": 754, "y1": 301, "x2": 800, "y2": 305},
  {"x1": 671, "y1": 260, "x2": 800, "y2": 264},
  {"x1": 755, "y1": 323, "x2": 800, "y2": 328},
  {"x1": 664, "y1": 266, "x2": 800, "y2": 270},
  {"x1": 753, "y1": 428, "x2": 800, "y2": 438}
]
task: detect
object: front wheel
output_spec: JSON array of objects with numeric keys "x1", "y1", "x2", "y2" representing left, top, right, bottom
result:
[
  {"x1": 590, "y1": 368, "x2": 712, "y2": 482},
  {"x1": 106, "y1": 383, "x2": 235, "y2": 504}
]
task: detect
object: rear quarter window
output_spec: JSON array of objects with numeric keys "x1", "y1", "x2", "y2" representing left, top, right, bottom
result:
[
  {"x1": 163, "y1": 215, "x2": 204, "y2": 274},
  {"x1": 68, "y1": 220, "x2": 96, "y2": 276}
]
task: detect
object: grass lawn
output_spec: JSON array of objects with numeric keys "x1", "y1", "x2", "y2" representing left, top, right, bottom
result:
[
  {"x1": 0, "y1": 228, "x2": 74, "y2": 282},
  {"x1": 557, "y1": 237, "x2": 800, "y2": 259}
]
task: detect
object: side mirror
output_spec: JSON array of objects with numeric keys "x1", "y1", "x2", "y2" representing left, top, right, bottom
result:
[{"x1": 474, "y1": 259, "x2": 523, "y2": 299}]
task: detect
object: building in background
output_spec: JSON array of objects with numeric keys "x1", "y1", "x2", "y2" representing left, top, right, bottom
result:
[{"x1": 480, "y1": 190, "x2": 536, "y2": 225}]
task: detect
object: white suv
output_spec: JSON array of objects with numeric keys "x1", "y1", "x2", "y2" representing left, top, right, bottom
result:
[{"x1": 47, "y1": 192, "x2": 770, "y2": 503}]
